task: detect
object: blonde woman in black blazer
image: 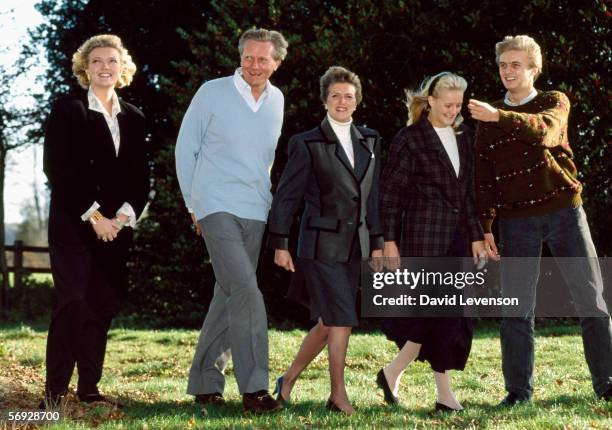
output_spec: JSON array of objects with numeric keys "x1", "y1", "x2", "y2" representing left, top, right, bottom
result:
[{"x1": 41, "y1": 34, "x2": 149, "y2": 408}]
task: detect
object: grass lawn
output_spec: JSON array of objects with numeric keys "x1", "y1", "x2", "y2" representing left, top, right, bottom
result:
[{"x1": 0, "y1": 321, "x2": 610, "y2": 429}]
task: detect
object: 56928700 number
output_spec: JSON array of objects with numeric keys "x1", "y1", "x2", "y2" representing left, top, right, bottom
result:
[{"x1": 4, "y1": 410, "x2": 63, "y2": 423}]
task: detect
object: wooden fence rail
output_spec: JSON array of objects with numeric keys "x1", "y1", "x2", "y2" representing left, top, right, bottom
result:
[{"x1": 2, "y1": 240, "x2": 51, "y2": 313}]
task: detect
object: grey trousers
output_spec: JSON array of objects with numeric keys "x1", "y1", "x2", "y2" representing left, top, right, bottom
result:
[{"x1": 186, "y1": 212, "x2": 268, "y2": 395}]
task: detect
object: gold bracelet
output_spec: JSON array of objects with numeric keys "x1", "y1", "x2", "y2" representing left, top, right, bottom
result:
[{"x1": 89, "y1": 210, "x2": 103, "y2": 225}]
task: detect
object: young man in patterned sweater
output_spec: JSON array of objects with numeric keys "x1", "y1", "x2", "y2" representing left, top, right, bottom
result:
[{"x1": 468, "y1": 35, "x2": 612, "y2": 406}]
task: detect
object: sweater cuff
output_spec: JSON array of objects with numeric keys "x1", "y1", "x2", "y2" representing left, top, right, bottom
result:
[
  {"x1": 267, "y1": 233, "x2": 289, "y2": 250},
  {"x1": 497, "y1": 109, "x2": 518, "y2": 134}
]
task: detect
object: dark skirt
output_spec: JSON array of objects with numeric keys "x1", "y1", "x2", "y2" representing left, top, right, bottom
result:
[
  {"x1": 381, "y1": 230, "x2": 473, "y2": 372},
  {"x1": 296, "y1": 255, "x2": 361, "y2": 327},
  {"x1": 381, "y1": 317, "x2": 472, "y2": 372}
]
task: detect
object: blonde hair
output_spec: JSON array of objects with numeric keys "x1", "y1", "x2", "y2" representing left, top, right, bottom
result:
[
  {"x1": 406, "y1": 72, "x2": 467, "y2": 129},
  {"x1": 238, "y1": 28, "x2": 289, "y2": 62},
  {"x1": 319, "y1": 66, "x2": 363, "y2": 105},
  {"x1": 495, "y1": 35, "x2": 542, "y2": 79},
  {"x1": 72, "y1": 34, "x2": 137, "y2": 89}
]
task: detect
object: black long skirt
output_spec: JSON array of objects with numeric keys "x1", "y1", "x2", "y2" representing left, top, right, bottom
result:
[{"x1": 381, "y1": 230, "x2": 473, "y2": 372}]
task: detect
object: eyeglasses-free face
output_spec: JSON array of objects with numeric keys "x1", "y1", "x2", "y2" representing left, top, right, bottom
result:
[
  {"x1": 498, "y1": 49, "x2": 538, "y2": 94},
  {"x1": 240, "y1": 40, "x2": 280, "y2": 93},
  {"x1": 427, "y1": 89, "x2": 464, "y2": 128},
  {"x1": 87, "y1": 47, "x2": 122, "y2": 90},
  {"x1": 325, "y1": 82, "x2": 357, "y2": 123}
]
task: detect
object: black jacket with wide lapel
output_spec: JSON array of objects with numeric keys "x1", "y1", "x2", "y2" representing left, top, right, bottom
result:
[
  {"x1": 43, "y1": 91, "x2": 149, "y2": 246},
  {"x1": 268, "y1": 117, "x2": 384, "y2": 263}
]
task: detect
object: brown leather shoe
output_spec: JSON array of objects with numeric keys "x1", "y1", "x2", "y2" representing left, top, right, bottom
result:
[
  {"x1": 243, "y1": 390, "x2": 282, "y2": 413},
  {"x1": 195, "y1": 392, "x2": 225, "y2": 406}
]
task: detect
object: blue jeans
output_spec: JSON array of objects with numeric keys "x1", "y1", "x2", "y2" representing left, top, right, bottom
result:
[{"x1": 499, "y1": 205, "x2": 612, "y2": 399}]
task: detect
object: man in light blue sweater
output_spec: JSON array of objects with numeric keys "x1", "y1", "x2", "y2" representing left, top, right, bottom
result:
[{"x1": 175, "y1": 28, "x2": 288, "y2": 413}]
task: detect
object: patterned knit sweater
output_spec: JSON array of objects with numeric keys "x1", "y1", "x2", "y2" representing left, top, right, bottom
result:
[{"x1": 474, "y1": 90, "x2": 582, "y2": 233}]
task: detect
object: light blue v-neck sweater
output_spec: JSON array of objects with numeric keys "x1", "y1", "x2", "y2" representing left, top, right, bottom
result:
[{"x1": 175, "y1": 76, "x2": 284, "y2": 222}]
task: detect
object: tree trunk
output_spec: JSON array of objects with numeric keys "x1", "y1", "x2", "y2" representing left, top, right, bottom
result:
[
  {"x1": 32, "y1": 147, "x2": 43, "y2": 231},
  {"x1": 0, "y1": 147, "x2": 9, "y2": 315}
]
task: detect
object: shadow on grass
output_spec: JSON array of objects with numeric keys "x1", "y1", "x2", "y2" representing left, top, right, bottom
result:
[
  {"x1": 120, "y1": 393, "x2": 608, "y2": 426},
  {"x1": 123, "y1": 398, "x2": 345, "y2": 420}
]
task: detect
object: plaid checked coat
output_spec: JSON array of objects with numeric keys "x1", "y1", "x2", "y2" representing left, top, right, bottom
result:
[{"x1": 380, "y1": 117, "x2": 483, "y2": 256}]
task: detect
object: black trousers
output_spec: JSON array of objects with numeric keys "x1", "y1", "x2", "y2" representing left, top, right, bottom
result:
[{"x1": 45, "y1": 238, "x2": 128, "y2": 397}]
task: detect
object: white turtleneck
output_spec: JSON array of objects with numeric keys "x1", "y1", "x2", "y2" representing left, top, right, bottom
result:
[
  {"x1": 327, "y1": 114, "x2": 354, "y2": 167},
  {"x1": 433, "y1": 125, "x2": 460, "y2": 177}
]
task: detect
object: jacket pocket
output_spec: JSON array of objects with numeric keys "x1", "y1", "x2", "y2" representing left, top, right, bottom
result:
[{"x1": 307, "y1": 216, "x2": 340, "y2": 232}]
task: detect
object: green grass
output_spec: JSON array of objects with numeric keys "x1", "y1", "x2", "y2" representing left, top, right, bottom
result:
[{"x1": 0, "y1": 322, "x2": 610, "y2": 429}]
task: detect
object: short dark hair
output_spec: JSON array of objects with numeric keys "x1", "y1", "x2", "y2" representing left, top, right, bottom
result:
[{"x1": 319, "y1": 66, "x2": 363, "y2": 105}]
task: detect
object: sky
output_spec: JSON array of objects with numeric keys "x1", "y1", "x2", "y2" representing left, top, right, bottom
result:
[{"x1": 1, "y1": 0, "x2": 46, "y2": 225}]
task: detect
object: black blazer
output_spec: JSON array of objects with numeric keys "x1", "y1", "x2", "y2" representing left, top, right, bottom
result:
[
  {"x1": 43, "y1": 92, "x2": 149, "y2": 247},
  {"x1": 268, "y1": 117, "x2": 384, "y2": 263},
  {"x1": 380, "y1": 117, "x2": 483, "y2": 257}
]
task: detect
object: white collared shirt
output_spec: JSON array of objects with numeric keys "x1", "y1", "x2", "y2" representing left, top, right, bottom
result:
[
  {"x1": 328, "y1": 114, "x2": 355, "y2": 168},
  {"x1": 81, "y1": 88, "x2": 136, "y2": 227},
  {"x1": 233, "y1": 68, "x2": 269, "y2": 112},
  {"x1": 504, "y1": 88, "x2": 538, "y2": 106},
  {"x1": 87, "y1": 87, "x2": 121, "y2": 155}
]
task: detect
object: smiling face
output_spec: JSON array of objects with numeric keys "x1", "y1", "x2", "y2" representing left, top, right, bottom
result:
[
  {"x1": 498, "y1": 49, "x2": 538, "y2": 95},
  {"x1": 427, "y1": 89, "x2": 464, "y2": 128},
  {"x1": 86, "y1": 46, "x2": 122, "y2": 90},
  {"x1": 240, "y1": 40, "x2": 280, "y2": 92},
  {"x1": 325, "y1": 82, "x2": 357, "y2": 123}
]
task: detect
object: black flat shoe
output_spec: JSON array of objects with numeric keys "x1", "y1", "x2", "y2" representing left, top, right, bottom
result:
[
  {"x1": 273, "y1": 375, "x2": 290, "y2": 405},
  {"x1": 325, "y1": 398, "x2": 342, "y2": 412},
  {"x1": 599, "y1": 386, "x2": 612, "y2": 401},
  {"x1": 498, "y1": 392, "x2": 530, "y2": 407},
  {"x1": 435, "y1": 402, "x2": 462, "y2": 412},
  {"x1": 376, "y1": 369, "x2": 399, "y2": 405},
  {"x1": 325, "y1": 398, "x2": 356, "y2": 415}
]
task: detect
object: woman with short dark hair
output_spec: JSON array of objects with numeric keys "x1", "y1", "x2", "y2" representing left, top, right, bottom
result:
[{"x1": 267, "y1": 66, "x2": 383, "y2": 414}]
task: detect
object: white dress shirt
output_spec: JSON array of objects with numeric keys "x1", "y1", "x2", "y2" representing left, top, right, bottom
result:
[
  {"x1": 233, "y1": 68, "x2": 270, "y2": 112},
  {"x1": 504, "y1": 88, "x2": 538, "y2": 106},
  {"x1": 80, "y1": 88, "x2": 136, "y2": 227}
]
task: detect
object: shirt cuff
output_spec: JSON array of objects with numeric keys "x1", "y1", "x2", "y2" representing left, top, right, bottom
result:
[
  {"x1": 81, "y1": 202, "x2": 100, "y2": 222},
  {"x1": 117, "y1": 202, "x2": 137, "y2": 228}
]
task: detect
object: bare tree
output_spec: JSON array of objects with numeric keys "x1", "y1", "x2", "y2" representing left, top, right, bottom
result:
[{"x1": 0, "y1": 56, "x2": 38, "y2": 315}]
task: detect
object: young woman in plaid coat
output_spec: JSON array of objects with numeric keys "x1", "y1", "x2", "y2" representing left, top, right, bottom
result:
[{"x1": 376, "y1": 72, "x2": 485, "y2": 412}]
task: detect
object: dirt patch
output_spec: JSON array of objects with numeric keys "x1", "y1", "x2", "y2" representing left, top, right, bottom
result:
[{"x1": 0, "y1": 357, "x2": 125, "y2": 429}]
